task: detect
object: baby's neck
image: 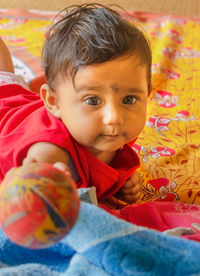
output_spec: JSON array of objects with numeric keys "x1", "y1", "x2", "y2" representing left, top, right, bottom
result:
[{"x1": 90, "y1": 150, "x2": 116, "y2": 165}]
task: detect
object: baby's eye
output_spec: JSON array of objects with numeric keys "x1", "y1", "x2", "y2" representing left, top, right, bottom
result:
[
  {"x1": 122, "y1": 95, "x2": 138, "y2": 105},
  {"x1": 84, "y1": 96, "x2": 101, "y2": 106}
]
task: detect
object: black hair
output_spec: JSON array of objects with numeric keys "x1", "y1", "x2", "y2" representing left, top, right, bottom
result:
[{"x1": 42, "y1": 3, "x2": 152, "y2": 91}]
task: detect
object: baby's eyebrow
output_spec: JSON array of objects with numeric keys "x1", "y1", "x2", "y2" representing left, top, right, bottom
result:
[
  {"x1": 109, "y1": 85, "x2": 146, "y2": 95},
  {"x1": 110, "y1": 84, "x2": 145, "y2": 94},
  {"x1": 75, "y1": 84, "x2": 146, "y2": 94},
  {"x1": 75, "y1": 85, "x2": 102, "y2": 92},
  {"x1": 127, "y1": 87, "x2": 146, "y2": 94}
]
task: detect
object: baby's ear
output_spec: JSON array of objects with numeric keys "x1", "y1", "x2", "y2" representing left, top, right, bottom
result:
[{"x1": 40, "y1": 83, "x2": 61, "y2": 118}]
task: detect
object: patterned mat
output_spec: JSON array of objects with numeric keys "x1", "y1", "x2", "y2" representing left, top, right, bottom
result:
[{"x1": 1, "y1": 9, "x2": 200, "y2": 204}]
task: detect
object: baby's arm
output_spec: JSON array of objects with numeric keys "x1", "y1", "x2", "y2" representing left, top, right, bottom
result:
[
  {"x1": 23, "y1": 142, "x2": 80, "y2": 182},
  {"x1": 0, "y1": 38, "x2": 14, "y2": 73},
  {"x1": 0, "y1": 38, "x2": 78, "y2": 180}
]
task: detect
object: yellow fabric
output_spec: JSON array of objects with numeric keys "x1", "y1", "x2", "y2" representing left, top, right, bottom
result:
[
  {"x1": 135, "y1": 15, "x2": 200, "y2": 204},
  {"x1": 1, "y1": 10, "x2": 200, "y2": 204}
]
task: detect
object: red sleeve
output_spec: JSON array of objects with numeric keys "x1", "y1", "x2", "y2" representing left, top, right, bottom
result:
[{"x1": 0, "y1": 84, "x2": 73, "y2": 181}]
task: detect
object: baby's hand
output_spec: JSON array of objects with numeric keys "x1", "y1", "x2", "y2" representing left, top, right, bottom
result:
[
  {"x1": 53, "y1": 162, "x2": 71, "y2": 177},
  {"x1": 116, "y1": 171, "x2": 142, "y2": 204},
  {"x1": 23, "y1": 142, "x2": 80, "y2": 182}
]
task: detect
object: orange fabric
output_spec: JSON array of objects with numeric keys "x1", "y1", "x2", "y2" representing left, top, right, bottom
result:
[{"x1": 29, "y1": 74, "x2": 46, "y2": 94}]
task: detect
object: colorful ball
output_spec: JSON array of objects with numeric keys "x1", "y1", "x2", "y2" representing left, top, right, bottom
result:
[{"x1": 0, "y1": 163, "x2": 80, "y2": 249}]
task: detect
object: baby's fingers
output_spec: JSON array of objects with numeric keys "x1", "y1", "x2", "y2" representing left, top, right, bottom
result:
[
  {"x1": 120, "y1": 191, "x2": 141, "y2": 204},
  {"x1": 123, "y1": 172, "x2": 142, "y2": 189},
  {"x1": 53, "y1": 162, "x2": 71, "y2": 177},
  {"x1": 120, "y1": 183, "x2": 142, "y2": 195}
]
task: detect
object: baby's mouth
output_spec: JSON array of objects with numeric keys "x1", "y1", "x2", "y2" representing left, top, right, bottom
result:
[
  {"x1": 105, "y1": 134, "x2": 119, "y2": 137},
  {"x1": 102, "y1": 134, "x2": 120, "y2": 139}
]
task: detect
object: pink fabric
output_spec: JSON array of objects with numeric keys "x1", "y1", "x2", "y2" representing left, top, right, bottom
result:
[{"x1": 101, "y1": 201, "x2": 200, "y2": 242}]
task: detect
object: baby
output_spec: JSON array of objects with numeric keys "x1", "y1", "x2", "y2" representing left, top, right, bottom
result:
[{"x1": 0, "y1": 4, "x2": 151, "y2": 208}]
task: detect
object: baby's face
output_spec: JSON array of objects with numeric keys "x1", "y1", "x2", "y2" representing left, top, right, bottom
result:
[{"x1": 53, "y1": 55, "x2": 149, "y2": 160}]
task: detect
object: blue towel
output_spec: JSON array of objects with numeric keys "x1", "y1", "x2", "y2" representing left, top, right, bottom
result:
[{"x1": 0, "y1": 200, "x2": 200, "y2": 275}]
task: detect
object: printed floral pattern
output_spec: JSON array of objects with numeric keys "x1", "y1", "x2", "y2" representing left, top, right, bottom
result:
[
  {"x1": 142, "y1": 178, "x2": 179, "y2": 201},
  {"x1": 129, "y1": 14, "x2": 200, "y2": 204}
]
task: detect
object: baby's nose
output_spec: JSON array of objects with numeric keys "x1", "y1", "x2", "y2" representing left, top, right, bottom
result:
[{"x1": 102, "y1": 104, "x2": 123, "y2": 125}]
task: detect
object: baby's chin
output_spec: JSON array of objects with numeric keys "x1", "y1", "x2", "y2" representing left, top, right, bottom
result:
[
  {"x1": 88, "y1": 142, "x2": 127, "y2": 155},
  {"x1": 81, "y1": 134, "x2": 130, "y2": 154}
]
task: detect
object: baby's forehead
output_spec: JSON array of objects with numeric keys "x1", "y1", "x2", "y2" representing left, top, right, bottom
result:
[
  {"x1": 52, "y1": 53, "x2": 149, "y2": 92},
  {"x1": 70, "y1": 62, "x2": 148, "y2": 91}
]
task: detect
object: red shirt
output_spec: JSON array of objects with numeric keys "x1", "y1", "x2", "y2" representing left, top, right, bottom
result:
[{"x1": 0, "y1": 84, "x2": 140, "y2": 201}]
